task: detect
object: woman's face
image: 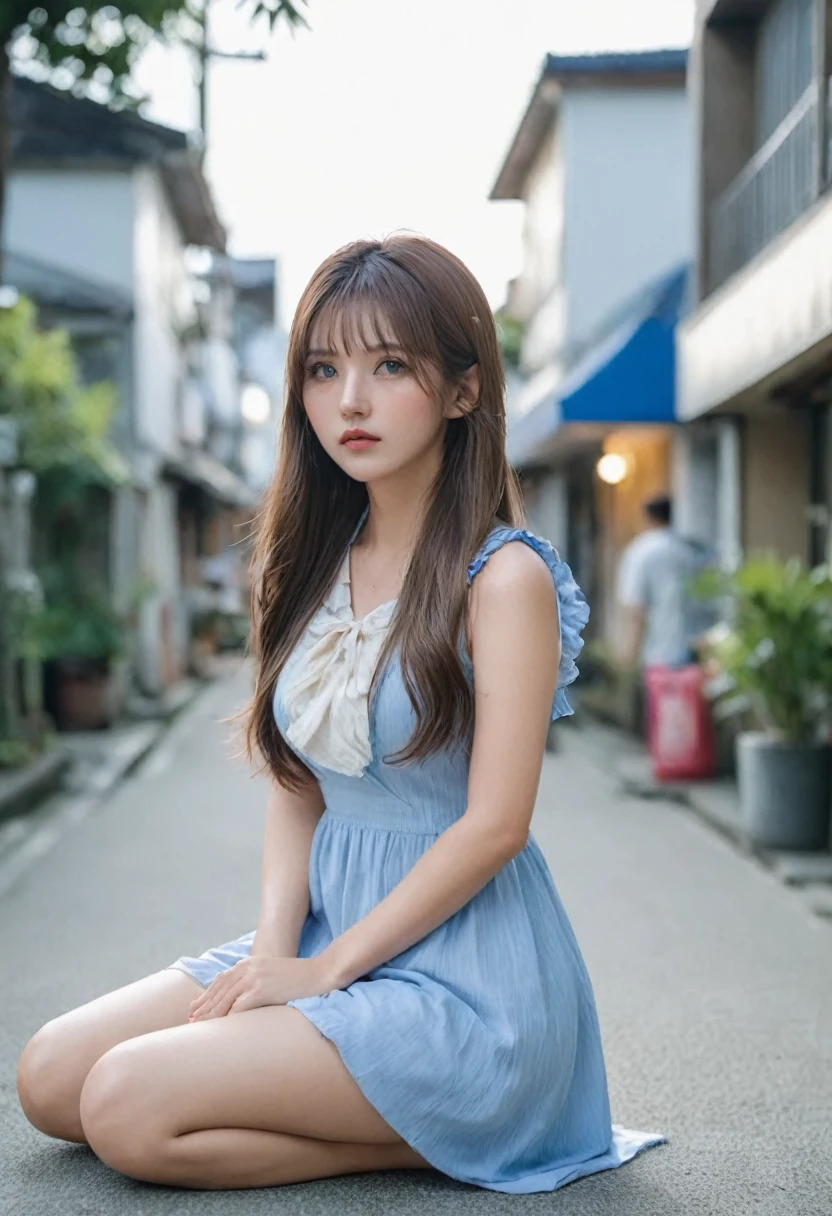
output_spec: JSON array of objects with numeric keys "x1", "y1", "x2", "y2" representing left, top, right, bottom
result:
[{"x1": 301, "y1": 310, "x2": 462, "y2": 485}]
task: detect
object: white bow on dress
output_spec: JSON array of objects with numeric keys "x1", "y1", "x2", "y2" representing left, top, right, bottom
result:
[{"x1": 282, "y1": 549, "x2": 396, "y2": 777}]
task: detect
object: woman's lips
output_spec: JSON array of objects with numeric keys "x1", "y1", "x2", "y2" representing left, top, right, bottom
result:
[{"x1": 342, "y1": 437, "x2": 380, "y2": 450}]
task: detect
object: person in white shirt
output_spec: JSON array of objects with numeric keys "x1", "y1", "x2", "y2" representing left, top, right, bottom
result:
[{"x1": 617, "y1": 494, "x2": 708, "y2": 670}]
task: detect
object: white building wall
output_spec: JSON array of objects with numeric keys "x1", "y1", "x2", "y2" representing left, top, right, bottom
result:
[
  {"x1": 512, "y1": 121, "x2": 567, "y2": 377},
  {"x1": 678, "y1": 189, "x2": 832, "y2": 420},
  {"x1": 203, "y1": 336, "x2": 241, "y2": 424},
  {"x1": 5, "y1": 169, "x2": 134, "y2": 290},
  {"x1": 9, "y1": 165, "x2": 198, "y2": 463},
  {"x1": 562, "y1": 87, "x2": 693, "y2": 351},
  {"x1": 239, "y1": 324, "x2": 281, "y2": 491},
  {"x1": 524, "y1": 475, "x2": 569, "y2": 553},
  {"x1": 240, "y1": 427, "x2": 277, "y2": 492},
  {"x1": 237, "y1": 266, "x2": 286, "y2": 490},
  {"x1": 132, "y1": 167, "x2": 195, "y2": 458},
  {"x1": 130, "y1": 169, "x2": 197, "y2": 688},
  {"x1": 243, "y1": 325, "x2": 283, "y2": 397}
]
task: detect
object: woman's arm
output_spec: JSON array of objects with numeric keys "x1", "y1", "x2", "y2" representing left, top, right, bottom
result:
[
  {"x1": 250, "y1": 772, "x2": 325, "y2": 959},
  {"x1": 318, "y1": 541, "x2": 560, "y2": 990}
]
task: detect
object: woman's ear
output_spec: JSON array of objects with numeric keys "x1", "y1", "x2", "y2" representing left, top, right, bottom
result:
[{"x1": 446, "y1": 363, "x2": 481, "y2": 419}]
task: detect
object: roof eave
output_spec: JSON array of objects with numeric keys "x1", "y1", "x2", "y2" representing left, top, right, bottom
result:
[
  {"x1": 490, "y1": 74, "x2": 560, "y2": 201},
  {"x1": 160, "y1": 154, "x2": 227, "y2": 253},
  {"x1": 11, "y1": 76, "x2": 226, "y2": 252},
  {"x1": 490, "y1": 50, "x2": 688, "y2": 201},
  {"x1": 2, "y1": 247, "x2": 134, "y2": 318}
]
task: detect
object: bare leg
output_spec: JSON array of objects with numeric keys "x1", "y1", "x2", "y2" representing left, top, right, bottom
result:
[
  {"x1": 17, "y1": 969, "x2": 200, "y2": 1143},
  {"x1": 78, "y1": 1005, "x2": 432, "y2": 1188}
]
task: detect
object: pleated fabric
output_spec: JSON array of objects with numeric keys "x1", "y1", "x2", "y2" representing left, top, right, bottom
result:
[{"x1": 168, "y1": 522, "x2": 666, "y2": 1193}]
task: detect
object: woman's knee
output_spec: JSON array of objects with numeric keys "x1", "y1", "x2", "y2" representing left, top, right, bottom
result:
[
  {"x1": 79, "y1": 1041, "x2": 170, "y2": 1181},
  {"x1": 17, "y1": 1019, "x2": 87, "y2": 1142},
  {"x1": 18, "y1": 972, "x2": 197, "y2": 1149}
]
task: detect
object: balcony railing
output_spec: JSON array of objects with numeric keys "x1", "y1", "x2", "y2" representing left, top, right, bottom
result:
[{"x1": 709, "y1": 82, "x2": 820, "y2": 291}]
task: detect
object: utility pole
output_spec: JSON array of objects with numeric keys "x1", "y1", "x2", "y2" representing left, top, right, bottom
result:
[{"x1": 196, "y1": 0, "x2": 266, "y2": 152}]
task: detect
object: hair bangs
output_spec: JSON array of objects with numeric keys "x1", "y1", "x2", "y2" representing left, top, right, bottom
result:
[{"x1": 307, "y1": 258, "x2": 440, "y2": 391}]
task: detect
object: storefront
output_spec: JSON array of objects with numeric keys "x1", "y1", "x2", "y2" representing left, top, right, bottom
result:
[{"x1": 509, "y1": 263, "x2": 688, "y2": 655}]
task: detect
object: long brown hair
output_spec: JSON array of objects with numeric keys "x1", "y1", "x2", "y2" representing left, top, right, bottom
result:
[{"x1": 246, "y1": 233, "x2": 524, "y2": 789}]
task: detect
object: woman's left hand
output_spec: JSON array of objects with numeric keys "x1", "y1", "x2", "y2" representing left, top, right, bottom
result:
[{"x1": 188, "y1": 955, "x2": 336, "y2": 1021}]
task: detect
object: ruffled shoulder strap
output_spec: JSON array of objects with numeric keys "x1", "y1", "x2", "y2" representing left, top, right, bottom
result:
[{"x1": 466, "y1": 526, "x2": 590, "y2": 721}]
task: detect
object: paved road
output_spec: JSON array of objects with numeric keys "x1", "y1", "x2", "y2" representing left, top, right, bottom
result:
[{"x1": 2, "y1": 663, "x2": 830, "y2": 1215}]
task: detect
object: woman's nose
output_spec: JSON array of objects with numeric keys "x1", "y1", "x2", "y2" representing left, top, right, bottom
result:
[{"x1": 339, "y1": 369, "x2": 370, "y2": 417}]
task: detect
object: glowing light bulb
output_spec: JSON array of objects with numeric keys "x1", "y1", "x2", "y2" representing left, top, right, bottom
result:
[
  {"x1": 596, "y1": 453, "x2": 628, "y2": 485},
  {"x1": 240, "y1": 383, "x2": 271, "y2": 425}
]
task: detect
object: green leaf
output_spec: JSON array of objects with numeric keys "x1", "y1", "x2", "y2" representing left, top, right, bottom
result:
[
  {"x1": 0, "y1": 294, "x2": 125, "y2": 488},
  {"x1": 698, "y1": 555, "x2": 832, "y2": 742},
  {"x1": 4, "y1": 2, "x2": 312, "y2": 100}
]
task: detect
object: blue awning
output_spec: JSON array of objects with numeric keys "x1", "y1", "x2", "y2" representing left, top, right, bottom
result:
[{"x1": 507, "y1": 263, "x2": 689, "y2": 467}]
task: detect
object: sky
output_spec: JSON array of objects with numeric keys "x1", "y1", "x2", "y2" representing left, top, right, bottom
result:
[{"x1": 134, "y1": 0, "x2": 695, "y2": 330}]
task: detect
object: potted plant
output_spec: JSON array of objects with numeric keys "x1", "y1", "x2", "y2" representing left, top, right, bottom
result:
[
  {"x1": 26, "y1": 587, "x2": 127, "y2": 730},
  {"x1": 697, "y1": 557, "x2": 832, "y2": 851}
]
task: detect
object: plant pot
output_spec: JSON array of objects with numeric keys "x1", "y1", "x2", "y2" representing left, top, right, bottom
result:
[
  {"x1": 736, "y1": 732, "x2": 832, "y2": 851},
  {"x1": 55, "y1": 659, "x2": 117, "y2": 731}
]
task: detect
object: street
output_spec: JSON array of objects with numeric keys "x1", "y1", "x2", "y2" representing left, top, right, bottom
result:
[{"x1": 2, "y1": 662, "x2": 830, "y2": 1215}]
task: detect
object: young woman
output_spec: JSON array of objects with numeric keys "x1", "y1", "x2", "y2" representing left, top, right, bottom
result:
[{"x1": 17, "y1": 234, "x2": 665, "y2": 1194}]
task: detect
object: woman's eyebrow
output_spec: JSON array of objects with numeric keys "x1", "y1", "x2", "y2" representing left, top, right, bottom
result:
[{"x1": 306, "y1": 342, "x2": 403, "y2": 357}]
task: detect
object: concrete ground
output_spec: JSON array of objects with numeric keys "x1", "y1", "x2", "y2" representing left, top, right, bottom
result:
[{"x1": 1, "y1": 662, "x2": 830, "y2": 1215}]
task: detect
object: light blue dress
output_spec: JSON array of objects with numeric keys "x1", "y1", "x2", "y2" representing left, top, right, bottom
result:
[{"x1": 169, "y1": 518, "x2": 666, "y2": 1194}]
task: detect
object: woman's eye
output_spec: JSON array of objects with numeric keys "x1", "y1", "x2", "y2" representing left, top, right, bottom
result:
[
  {"x1": 308, "y1": 362, "x2": 336, "y2": 379},
  {"x1": 379, "y1": 359, "x2": 404, "y2": 375}
]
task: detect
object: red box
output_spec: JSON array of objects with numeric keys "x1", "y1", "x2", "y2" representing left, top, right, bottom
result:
[{"x1": 644, "y1": 664, "x2": 717, "y2": 782}]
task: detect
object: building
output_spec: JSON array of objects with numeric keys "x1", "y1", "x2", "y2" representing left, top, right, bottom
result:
[
  {"x1": 173, "y1": 254, "x2": 287, "y2": 660},
  {"x1": 491, "y1": 50, "x2": 693, "y2": 650},
  {"x1": 227, "y1": 256, "x2": 286, "y2": 495},
  {"x1": 677, "y1": 0, "x2": 830, "y2": 570},
  {"x1": 4, "y1": 76, "x2": 257, "y2": 704}
]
